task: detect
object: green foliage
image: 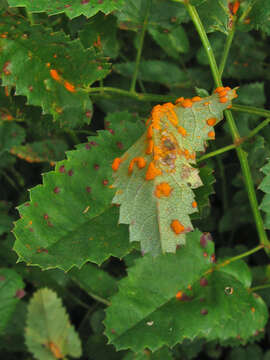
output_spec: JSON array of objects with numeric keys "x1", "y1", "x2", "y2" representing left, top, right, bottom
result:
[
  {"x1": 0, "y1": 268, "x2": 24, "y2": 334},
  {"x1": 25, "y1": 288, "x2": 82, "y2": 360},
  {"x1": 0, "y1": 0, "x2": 270, "y2": 358},
  {"x1": 8, "y1": 0, "x2": 125, "y2": 19},
  {"x1": 105, "y1": 230, "x2": 268, "y2": 351},
  {"x1": 0, "y1": 15, "x2": 110, "y2": 128}
]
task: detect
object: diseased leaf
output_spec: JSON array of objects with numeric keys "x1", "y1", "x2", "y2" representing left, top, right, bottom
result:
[
  {"x1": 124, "y1": 347, "x2": 174, "y2": 360},
  {"x1": 196, "y1": 0, "x2": 230, "y2": 34},
  {"x1": 104, "y1": 230, "x2": 268, "y2": 352},
  {"x1": 0, "y1": 268, "x2": 25, "y2": 334},
  {"x1": 8, "y1": 0, "x2": 125, "y2": 19},
  {"x1": 10, "y1": 139, "x2": 68, "y2": 164},
  {"x1": 0, "y1": 15, "x2": 110, "y2": 127},
  {"x1": 111, "y1": 88, "x2": 237, "y2": 255},
  {"x1": 25, "y1": 288, "x2": 82, "y2": 360},
  {"x1": 13, "y1": 112, "x2": 144, "y2": 270},
  {"x1": 0, "y1": 122, "x2": 25, "y2": 155}
]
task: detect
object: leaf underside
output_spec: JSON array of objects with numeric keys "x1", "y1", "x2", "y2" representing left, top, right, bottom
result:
[{"x1": 112, "y1": 89, "x2": 237, "y2": 255}]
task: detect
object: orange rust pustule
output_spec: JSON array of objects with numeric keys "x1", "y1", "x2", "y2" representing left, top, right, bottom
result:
[
  {"x1": 192, "y1": 201, "x2": 197, "y2": 208},
  {"x1": 219, "y1": 96, "x2": 228, "y2": 103},
  {"x1": 171, "y1": 220, "x2": 185, "y2": 235},
  {"x1": 112, "y1": 157, "x2": 122, "y2": 171},
  {"x1": 177, "y1": 125, "x2": 187, "y2": 136},
  {"x1": 208, "y1": 131, "x2": 215, "y2": 139},
  {"x1": 232, "y1": 0, "x2": 240, "y2": 14},
  {"x1": 146, "y1": 139, "x2": 154, "y2": 155},
  {"x1": 163, "y1": 103, "x2": 178, "y2": 127},
  {"x1": 129, "y1": 157, "x2": 147, "y2": 174},
  {"x1": 181, "y1": 99, "x2": 193, "y2": 108},
  {"x1": 147, "y1": 124, "x2": 153, "y2": 138},
  {"x1": 50, "y1": 69, "x2": 61, "y2": 82},
  {"x1": 64, "y1": 81, "x2": 76, "y2": 93},
  {"x1": 207, "y1": 118, "x2": 217, "y2": 126},
  {"x1": 176, "y1": 291, "x2": 183, "y2": 300},
  {"x1": 155, "y1": 182, "x2": 172, "y2": 198},
  {"x1": 145, "y1": 161, "x2": 162, "y2": 180},
  {"x1": 175, "y1": 97, "x2": 184, "y2": 104},
  {"x1": 192, "y1": 96, "x2": 202, "y2": 102}
]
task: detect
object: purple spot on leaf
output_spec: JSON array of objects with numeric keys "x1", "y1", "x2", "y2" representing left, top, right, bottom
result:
[
  {"x1": 200, "y1": 278, "x2": 208, "y2": 287},
  {"x1": 0, "y1": 276, "x2": 5, "y2": 281},
  {"x1": 90, "y1": 141, "x2": 97, "y2": 146},
  {"x1": 54, "y1": 187, "x2": 60, "y2": 194},
  {"x1": 59, "y1": 165, "x2": 65, "y2": 173},
  {"x1": 94, "y1": 164, "x2": 99, "y2": 170},
  {"x1": 44, "y1": 214, "x2": 49, "y2": 219},
  {"x1": 103, "y1": 179, "x2": 108, "y2": 185},
  {"x1": 85, "y1": 143, "x2": 91, "y2": 150},
  {"x1": 68, "y1": 170, "x2": 74, "y2": 176},
  {"x1": 86, "y1": 186, "x2": 92, "y2": 193},
  {"x1": 200, "y1": 309, "x2": 208, "y2": 315},
  {"x1": 200, "y1": 232, "x2": 213, "y2": 248},
  {"x1": 15, "y1": 289, "x2": 26, "y2": 299}
]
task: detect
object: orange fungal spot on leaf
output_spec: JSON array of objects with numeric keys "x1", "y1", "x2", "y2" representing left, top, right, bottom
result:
[
  {"x1": 112, "y1": 157, "x2": 122, "y2": 171},
  {"x1": 192, "y1": 201, "x2": 197, "y2": 208},
  {"x1": 177, "y1": 125, "x2": 187, "y2": 136},
  {"x1": 232, "y1": 0, "x2": 240, "y2": 15},
  {"x1": 176, "y1": 291, "x2": 183, "y2": 300},
  {"x1": 146, "y1": 139, "x2": 154, "y2": 155},
  {"x1": 175, "y1": 97, "x2": 184, "y2": 104},
  {"x1": 208, "y1": 131, "x2": 215, "y2": 139},
  {"x1": 147, "y1": 124, "x2": 153, "y2": 138},
  {"x1": 214, "y1": 86, "x2": 224, "y2": 93},
  {"x1": 145, "y1": 161, "x2": 162, "y2": 180},
  {"x1": 155, "y1": 182, "x2": 172, "y2": 198},
  {"x1": 192, "y1": 96, "x2": 202, "y2": 102},
  {"x1": 204, "y1": 102, "x2": 210, "y2": 106},
  {"x1": 171, "y1": 220, "x2": 185, "y2": 235},
  {"x1": 219, "y1": 96, "x2": 228, "y2": 103},
  {"x1": 64, "y1": 81, "x2": 76, "y2": 93},
  {"x1": 50, "y1": 69, "x2": 61, "y2": 82},
  {"x1": 207, "y1": 118, "x2": 216, "y2": 126},
  {"x1": 218, "y1": 90, "x2": 228, "y2": 97},
  {"x1": 181, "y1": 99, "x2": 193, "y2": 108}
]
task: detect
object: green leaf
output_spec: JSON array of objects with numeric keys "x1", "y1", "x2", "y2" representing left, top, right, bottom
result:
[
  {"x1": 0, "y1": 268, "x2": 25, "y2": 334},
  {"x1": 0, "y1": 15, "x2": 110, "y2": 127},
  {"x1": 247, "y1": 0, "x2": 270, "y2": 35},
  {"x1": 116, "y1": 0, "x2": 189, "y2": 32},
  {"x1": 227, "y1": 344, "x2": 263, "y2": 360},
  {"x1": 10, "y1": 139, "x2": 68, "y2": 164},
  {"x1": 114, "y1": 61, "x2": 189, "y2": 87},
  {"x1": 8, "y1": 0, "x2": 125, "y2": 19},
  {"x1": 80, "y1": 13, "x2": 119, "y2": 59},
  {"x1": 124, "y1": 347, "x2": 173, "y2": 360},
  {"x1": 112, "y1": 89, "x2": 237, "y2": 255},
  {"x1": 0, "y1": 201, "x2": 14, "y2": 235},
  {"x1": 259, "y1": 159, "x2": 270, "y2": 230},
  {"x1": 0, "y1": 122, "x2": 25, "y2": 155},
  {"x1": 69, "y1": 262, "x2": 118, "y2": 300},
  {"x1": 25, "y1": 288, "x2": 82, "y2": 360},
  {"x1": 196, "y1": 0, "x2": 230, "y2": 34},
  {"x1": 104, "y1": 230, "x2": 268, "y2": 352},
  {"x1": 148, "y1": 25, "x2": 189, "y2": 59},
  {"x1": 13, "y1": 112, "x2": 144, "y2": 270}
]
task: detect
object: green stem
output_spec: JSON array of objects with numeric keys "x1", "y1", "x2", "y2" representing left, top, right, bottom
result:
[
  {"x1": 218, "y1": 244, "x2": 264, "y2": 268},
  {"x1": 250, "y1": 283, "x2": 270, "y2": 292},
  {"x1": 218, "y1": 24, "x2": 236, "y2": 78},
  {"x1": 246, "y1": 118, "x2": 270, "y2": 139},
  {"x1": 185, "y1": 2, "x2": 270, "y2": 252},
  {"x1": 130, "y1": 0, "x2": 151, "y2": 93},
  {"x1": 84, "y1": 86, "x2": 177, "y2": 103},
  {"x1": 232, "y1": 104, "x2": 270, "y2": 118},
  {"x1": 197, "y1": 144, "x2": 236, "y2": 163},
  {"x1": 216, "y1": 154, "x2": 229, "y2": 211},
  {"x1": 185, "y1": 4, "x2": 220, "y2": 87}
]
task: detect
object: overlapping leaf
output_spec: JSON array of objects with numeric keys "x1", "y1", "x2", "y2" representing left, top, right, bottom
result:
[
  {"x1": 8, "y1": 0, "x2": 125, "y2": 19},
  {"x1": 0, "y1": 15, "x2": 110, "y2": 127},
  {"x1": 25, "y1": 288, "x2": 81, "y2": 360},
  {"x1": 10, "y1": 139, "x2": 68, "y2": 164},
  {"x1": 104, "y1": 230, "x2": 268, "y2": 352},
  {"x1": 112, "y1": 89, "x2": 237, "y2": 255},
  {"x1": 0, "y1": 268, "x2": 24, "y2": 334},
  {"x1": 13, "y1": 112, "x2": 144, "y2": 271}
]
